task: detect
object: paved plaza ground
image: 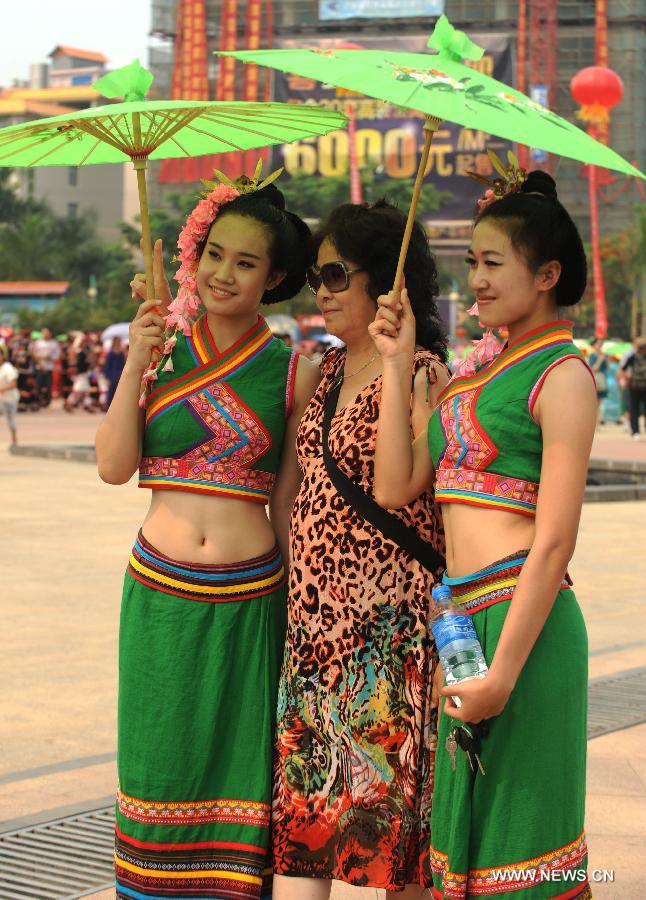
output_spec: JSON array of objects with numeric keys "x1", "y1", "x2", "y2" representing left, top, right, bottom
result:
[{"x1": 1, "y1": 403, "x2": 645, "y2": 899}]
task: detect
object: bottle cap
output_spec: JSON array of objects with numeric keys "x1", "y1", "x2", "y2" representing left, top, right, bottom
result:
[{"x1": 431, "y1": 583, "x2": 453, "y2": 604}]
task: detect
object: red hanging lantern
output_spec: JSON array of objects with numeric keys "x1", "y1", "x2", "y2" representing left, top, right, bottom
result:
[
  {"x1": 570, "y1": 65, "x2": 624, "y2": 339},
  {"x1": 570, "y1": 66, "x2": 624, "y2": 124}
]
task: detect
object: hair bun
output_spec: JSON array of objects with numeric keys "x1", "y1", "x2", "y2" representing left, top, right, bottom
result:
[
  {"x1": 522, "y1": 170, "x2": 558, "y2": 200},
  {"x1": 284, "y1": 209, "x2": 312, "y2": 242},
  {"x1": 255, "y1": 182, "x2": 286, "y2": 211}
]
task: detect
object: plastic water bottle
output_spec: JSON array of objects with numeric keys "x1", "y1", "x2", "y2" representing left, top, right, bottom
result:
[{"x1": 430, "y1": 584, "x2": 488, "y2": 705}]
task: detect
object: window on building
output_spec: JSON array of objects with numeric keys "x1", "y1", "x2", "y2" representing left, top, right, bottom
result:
[
  {"x1": 68, "y1": 167, "x2": 78, "y2": 186},
  {"x1": 67, "y1": 203, "x2": 78, "y2": 218}
]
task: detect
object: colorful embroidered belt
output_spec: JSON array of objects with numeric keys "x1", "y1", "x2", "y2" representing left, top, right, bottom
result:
[
  {"x1": 442, "y1": 551, "x2": 571, "y2": 614},
  {"x1": 435, "y1": 467, "x2": 539, "y2": 518},
  {"x1": 127, "y1": 530, "x2": 286, "y2": 602}
]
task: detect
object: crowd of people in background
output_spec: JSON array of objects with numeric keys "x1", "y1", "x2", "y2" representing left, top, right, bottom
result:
[
  {"x1": 0, "y1": 322, "x2": 645, "y2": 446},
  {"x1": 0, "y1": 327, "x2": 126, "y2": 419},
  {"x1": 581, "y1": 334, "x2": 646, "y2": 437}
]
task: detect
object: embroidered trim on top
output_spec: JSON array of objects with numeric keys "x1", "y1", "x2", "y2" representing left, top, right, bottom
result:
[
  {"x1": 437, "y1": 388, "x2": 498, "y2": 472},
  {"x1": 145, "y1": 318, "x2": 274, "y2": 427},
  {"x1": 140, "y1": 380, "x2": 274, "y2": 503},
  {"x1": 431, "y1": 830, "x2": 588, "y2": 898},
  {"x1": 117, "y1": 788, "x2": 271, "y2": 828},
  {"x1": 437, "y1": 320, "x2": 575, "y2": 408},
  {"x1": 435, "y1": 468, "x2": 539, "y2": 516},
  {"x1": 139, "y1": 461, "x2": 274, "y2": 501},
  {"x1": 186, "y1": 314, "x2": 218, "y2": 366}
]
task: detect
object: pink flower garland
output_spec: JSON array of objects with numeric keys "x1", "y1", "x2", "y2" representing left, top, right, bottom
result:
[
  {"x1": 138, "y1": 183, "x2": 240, "y2": 405},
  {"x1": 454, "y1": 301, "x2": 504, "y2": 377},
  {"x1": 170, "y1": 183, "x2": 239, "y2": 334},
  {"x1": 476, "y1": 188, "x2": 497, "y2": 213}
]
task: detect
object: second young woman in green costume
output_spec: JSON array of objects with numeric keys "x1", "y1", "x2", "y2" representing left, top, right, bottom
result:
[
  {"x1": 96, "y1": 178, "x2": 320, "y2": 900},
  {"x1": 370, "y1": 170, "x2": 596, "y2": 899}
]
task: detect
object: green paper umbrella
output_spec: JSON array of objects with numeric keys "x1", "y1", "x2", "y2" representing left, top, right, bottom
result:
[
  {"x1": 219, "y1": 14, "x2": 645, "y2": 289},
  {"x1": 602, "y1": 341, "x2": 632, "y2": 358},
  {"x1": 0, "y1": 60, "x2": 347, "y2": 300}
]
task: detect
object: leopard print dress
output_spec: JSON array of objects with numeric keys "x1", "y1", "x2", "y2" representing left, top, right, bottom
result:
[{"x1": 273, "y1": 347, "x2": 446, "y2": 891}]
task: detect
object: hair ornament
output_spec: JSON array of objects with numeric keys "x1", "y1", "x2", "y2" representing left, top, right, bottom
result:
[
  {"x1": 201, "y1": 158, "x2": 284, "y2": 195},
  {"x1": 469, "y1": 149, "x2": 528, "y2": 213}
]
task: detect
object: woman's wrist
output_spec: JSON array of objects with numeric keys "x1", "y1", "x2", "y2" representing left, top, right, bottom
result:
[
  {"x1": 382, "y1": 351, "x2": 414, "y2": 375},
  {"x1": 487, "y1": 658, "x2": 519, "y2": 696},
  {"x1": 123, "y1": 360, "x2": 150, "y2": 378}
]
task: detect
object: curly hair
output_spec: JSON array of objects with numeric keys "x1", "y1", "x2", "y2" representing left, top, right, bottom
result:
[{"x1": 312, "y1": 200, "x2": 447, "y2": 361}]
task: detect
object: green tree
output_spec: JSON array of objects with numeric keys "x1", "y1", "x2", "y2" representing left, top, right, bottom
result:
[
  {"x1": 279, "y1": 171, "x2": 452, "y2": 220},
  {"x1": 634, "y1": 204, "x2": 646, "y2": 336},
  {"x1": 0, "y1": 169, "x2": 45, "y2": 223},
  {"x1": 120, "y1": 190, "x2": 196, "y2": 283},
  {"x1": 0, "y1": 206, "x2": 136, "y2": 332},
  {"x1": 574, "y1": 205, "x2": 646, "y2": 339}
]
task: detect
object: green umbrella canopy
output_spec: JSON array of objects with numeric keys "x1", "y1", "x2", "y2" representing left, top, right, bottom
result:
[
  {"x1": 219, "y1": 16, "x2": 644, "y2": 181},
  {"x1": 0, "y1": 60, "x2": 347, "y2": 299},
  {"x1": 0, "y1": 61, "x2": 348, "y2": 167},
  {"x1": 219, "y1": 16, "x2": 644, "y2": 290},
  {"x1": 602, "y1": 341, "x2": 632, "y2": 358}
]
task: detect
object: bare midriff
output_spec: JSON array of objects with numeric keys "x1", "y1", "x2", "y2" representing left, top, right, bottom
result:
[
  {"x1": 441, "y1": 503, "x2": 536, "y2": 577},
  {"x1": 141, "y1": 490, "x2": 276, "y2": 564}
]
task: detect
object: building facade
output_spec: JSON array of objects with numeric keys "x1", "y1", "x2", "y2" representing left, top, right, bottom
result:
[{"x1": 0, "y1": 48, "x2": 140, "y2": 241}]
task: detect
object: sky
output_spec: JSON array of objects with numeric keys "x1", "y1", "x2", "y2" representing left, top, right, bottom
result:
[{"x1": 1, "y1": 0, "x2": 152, "y2": 88}]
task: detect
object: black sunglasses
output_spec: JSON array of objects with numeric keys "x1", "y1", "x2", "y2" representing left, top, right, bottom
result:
[{"x1": 307, "y1": 260, "x2": 364, "y2": 294}]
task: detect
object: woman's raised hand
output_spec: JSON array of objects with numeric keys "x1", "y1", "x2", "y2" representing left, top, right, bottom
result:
[
  {"x1": 130, "y1": 239, "x2": 173, "y2": 314},
  {"x1": 368, "y1": 288, "x2": 416, "y2": 361},
  {"x1": 127, "y1": 300, "x2": 166, "y2": 375}
]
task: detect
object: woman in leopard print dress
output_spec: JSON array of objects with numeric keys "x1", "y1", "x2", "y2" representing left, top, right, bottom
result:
[{"x1": 273, "y1": 201, "x2": 449, "y2": 899}]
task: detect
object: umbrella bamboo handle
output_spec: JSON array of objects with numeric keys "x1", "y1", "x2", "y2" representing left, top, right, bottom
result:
[
  {"x1": 132, "y1": 112, "x2": 155, "y2": 305},
  {"x1": 392, "y1": 115, "x2": 442, "y2": 293},
  {"x1": 134, "y1": 161, "x2": 155, "y2": 304},
  {"x1": 132, "y1": 114, "x2": 160, "y2": 390}
]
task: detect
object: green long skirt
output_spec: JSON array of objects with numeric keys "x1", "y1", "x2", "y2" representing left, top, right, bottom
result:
[
  {"x1": 430, "y1": 552, "x2": 591, "y2": 900},
  {"x1": 115, "y1": 531, "x2": 287, "y2": 900}
]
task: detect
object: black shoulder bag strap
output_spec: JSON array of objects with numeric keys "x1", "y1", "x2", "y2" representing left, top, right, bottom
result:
[{"x1": 322, "y1": 371, "x2": 445, "y2": 575}]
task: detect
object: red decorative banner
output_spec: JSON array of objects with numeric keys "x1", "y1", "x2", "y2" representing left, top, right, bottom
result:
[
  {"x1": 263, "y1": 0, "x2": 273, "y2": 102},
  {"x1": 243, "y1": 0, "x2": 263, "y2": 101},
  {"x1": 347, "y1": 105, "x2": 363, "y2": 203},
  {"x1": 588, "y1": 164, "x2": 608, "y2": 338},
  {"x1": 595, "y1": 0, "x2": 609, "y2": 145},
  {"x1": 217, "y1": 0, "x2": 239, "y2": 102},
  {"x1": 160, "y1": 0, "x2": 213, "y2": 183},
  {"x1": 516, "y1": 0, "x2": 528, "y2": 169}
]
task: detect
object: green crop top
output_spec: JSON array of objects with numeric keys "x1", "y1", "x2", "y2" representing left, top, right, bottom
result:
[
  {"x1": 427, "y1": 320, "x2": 593, "y2": 518},
  {"x1": 139, "y1": 315, "x2": 298, "y2": 504}
]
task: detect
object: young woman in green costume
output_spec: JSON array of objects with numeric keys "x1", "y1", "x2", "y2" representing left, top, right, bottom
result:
[
  {"x1": 369, "y1": 170, "x2": 596, "y2": 899},
  {"x1": 96, "y1": 177, "x2": 320, "y2": 900}
]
